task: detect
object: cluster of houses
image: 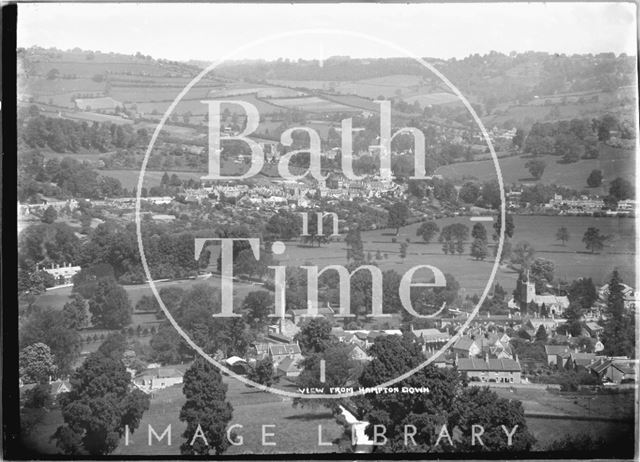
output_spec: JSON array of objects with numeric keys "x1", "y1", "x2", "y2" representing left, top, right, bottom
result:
[{"x1": 544, "y1": 194, "x2": 636, "y2": 216}]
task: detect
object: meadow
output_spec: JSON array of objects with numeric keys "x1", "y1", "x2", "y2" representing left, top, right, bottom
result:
[
  {"x1": 278, "y1": 215, "x2": 635, "y2": 296},
  {"x1": 435, "y1": 148, "x2": 635, "y2": 193}
]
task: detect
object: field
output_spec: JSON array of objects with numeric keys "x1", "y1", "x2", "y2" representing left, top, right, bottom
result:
[
  {"x1": 266, "y1": 96, "x2": 361, "y2": 113},
  {"x1": 35, "y1": 276, "x2": 261, "y2": 321},
  {"x1": 435, "y1": 148, "x2": 635, "y2": 193},
  {"x1": 112, "y1": 377, "x2": 343, "y2": 456},
  {"x1": 278, "y1": 215, "x2": 635, "y2": 296},
  {"x1": 490, "y1": 387, "x2": 635, "y2": 451}
]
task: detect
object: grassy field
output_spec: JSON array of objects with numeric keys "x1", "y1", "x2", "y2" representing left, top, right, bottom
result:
[
  {"x1": 278, "y1": 215, "x2": 635, "y2": 296},
  {"x1": 113, "y1": 377, "x2": 343, "y2": 456},
  {"x1": 35, "y1": 276, "x2": 261, "y2": 318},
  {"x1": 435, "y1": 147, "x2": 635, "y2": 193},
  {"x1": 490, "y1": 387, "x2": 635, "y2": 451}
]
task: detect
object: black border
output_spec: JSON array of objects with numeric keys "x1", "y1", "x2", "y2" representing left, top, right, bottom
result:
[{"x1": 2, "y1": 2, "x2": 638, "y2": 461}]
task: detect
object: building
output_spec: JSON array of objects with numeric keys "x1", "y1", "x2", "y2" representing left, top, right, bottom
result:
[
  {"x1": 346, "y1": 343, "x2": 372, "y2": 362},
  {"x1": 276, "y1": 356, "x2": 303, "y2": 378},
  {"x1": 456, "y1": 356, "x2": 522, "y2": 384},
  {"x1": 513, "y1": 273, "x2": 570, "y2": 316},
  {"x1": 133, "y1": 367, "x2": 184, "y2": 392},
  {"x1": 587, "y1": 357, "x2": 637, "y2": 384},
  {"x1": 268, "y1": 343, "x2": 303, "y2": 369},
  {"x1": 598, "y1": 283, "x2": 638, "y2": 311},
  {"x1": 544, "y1": 344, "x2": 570, "y2": 367},
  {"x1": 452, "y1": 336, "x2": 481, "y2": 358},
  {"x1": 409, "y1": 327, "x2": 451, "y2": 350},
  {"x1": 41, "y1": 262, "x2": 81, "y2": 286}
]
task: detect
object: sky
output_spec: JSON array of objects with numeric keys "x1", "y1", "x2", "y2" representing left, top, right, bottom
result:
[{"x1": 17, "y1": 3, "x2": 638, "y2": 62}]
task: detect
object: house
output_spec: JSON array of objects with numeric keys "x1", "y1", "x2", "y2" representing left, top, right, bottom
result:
[
  {"x1": 50, "y1": 380, "x2": 72, "y2": 400},
  {"x1": 457, "y1": 356, "x2": 522, "y2": 383},
  {"x1": 133, "y1": 367, "x2": 184, "y2": 392},
  {"x1": 585, "y1": 322, "x2": 604, "y2": 338},
  {"x1": 276, "y1": 356, "x2": 303, "y2": 378},
  {"x1": 588, "y1": 357, "x2": 637, "y2": 384},
  {"x1": 598, "y1": 283, "x2": 638, "y2": 311},
  {"x1": 267, "y1": 317, "x2": 300, "y2": 339},
  {"x1": 268, "y1": 343, "x2": 303, "y2": 369},
  {"x1": 346, "y1": 343, "x2": 371, "y2": 362},
  {"x1": 452, "y1": 336, "x2": 480, "y2": 358},
  {"x1": 544, "y1": 344, "x2": 570, "y2": 367},
  {"x1": 409, "y1": 327, "x2": 451, "y2": 350},
  {"x1": 290, "y1": 303, "x2": 335, "y2": 325},
  {"x1": 41, "y1": 263, "x2": 81, "y2": 287},
  {"x1": 566, "y1": 352, "x2": 596, "y2": 370},
  {"x1": 225, "y1": 356, "x2": 250, "y2": 375}
]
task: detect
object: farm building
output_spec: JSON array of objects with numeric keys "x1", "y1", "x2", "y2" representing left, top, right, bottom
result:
[
  {"x1": 75, "y1": 96, "x2": 122, "y2": 112},
  {"x1": 457, "y1": 357, "x2": 522, "y2": 384},
  {"x1": 225, "y1": 356, "x2": 251, "y2": 375}
]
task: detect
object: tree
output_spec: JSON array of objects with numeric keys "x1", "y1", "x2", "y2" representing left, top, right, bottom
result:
[
  {"x1": 586, "y1": 169, "x2": 603, "y2": 188},
  {"x1": 471, "y1": 223, "x2": 488, "y2": 241},
  {"x1": 63, "y1": 294, "x2": 89, "y2": 329},
  {"x1": 416, "y1": 221, "x2": 439, "y2": 243},
  {"x1": 493, "y1": 213, "x2": 515, "y2": 240},
  {"x1": 449, "y1": 387, "x2": 536, "y2": 452},
  {"x1": 242, "y1": 290, "x2": 273, "y2": 332},
  {"x1": 88, "y1": 278, "x2": 132, "y2": 329},
  {"x1": 512, "y1": 128, "x2": 525, "y2": 149},
  {"x1": 386, "y1": 202, "x2": 410, "y2": 235},
  {"x1": 459, "y1": 182, "x2": 481, "y2": 204},
  {"x1": 293, "y1": 318, "x2": 333, "y2": 355},
  {"x1": 530, "y1": 258, "x2": 555, "y2": 288},
  {"x1": 563, "y1": 302, "x2": 584, "y2": 337},
  {"x1": 180, "y1": 358, "x2": 233, "y2": 455},
  {"x1": 150, "y1": 325, "x2": 190, "y2": 365},
  {"x1": 19, "y1": 343, "x2": 58, "y2": 384},
  {"x1": 53, "y1": 351, "x2": 150, "y2": 455},
  {"x1": 511, "y1": 241, "x2": 536, "y2": 270},
  {"x1": 608, "y1": 177, "x2": 634, "y2": 201},
  {"x1": 247, "y1": 357, "x2": 278, "y2": 387},
  {"x1": 480, "y1": 180, "x2": 501, "y2": 209},
  {"x1": 42, "y1": 206, "x2": 58, "y2": 224},
  {"x1": 20, "y1": 306, "x2": 81, "y2": 375},
  {"x1": 582, "y1": 227, "x2": 608, "y2": 253},
  {"x1": 535, "y1": 324, "x2": 548, "y2": 342},
  {"x1": 601, "y1": 270, "x2": 635, "y2": 357},
  {"x1": 399, "y1": 242, "x2": 408, "y2": 259},
  {"x1": 525, "y1": 159, "x2": 546, "y2": 180},
  {"x1": 568, "y1": 277, "x2": 597, "y2": 310},
  {"x1": 556, "y1": 226, "x2": 570, "y2": 246},
  {"x1": 345, "y1": 227, "x2": 365, "y2": 263},
  {"x1": 470, "y1": 238, "x2": 488, "y2": 261},
  {"x1": 439, "y1": 223, "x2": 469, "y2": 257}
]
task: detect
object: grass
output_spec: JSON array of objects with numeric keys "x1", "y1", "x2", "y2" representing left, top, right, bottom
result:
[
  {"x1": 279, "y1": 215, "x2": 635, "y2": 297},
  {"x1": 435, "y1": 148, "x2": 635, "y2": 194},
  {"x1": 113, "y1": 377, "x2": 343, "y2": 455}
]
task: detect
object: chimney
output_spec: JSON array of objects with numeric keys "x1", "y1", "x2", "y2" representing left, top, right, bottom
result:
[
  {"x1": 485, "y1": 352, "x2": 489, "y2": 362},
  {"x1": 410, "y1": 324, "x2": 414, "y2": 332},
  {"x1": 515, "y1": 354, "x2": 519, "y2": 364}
]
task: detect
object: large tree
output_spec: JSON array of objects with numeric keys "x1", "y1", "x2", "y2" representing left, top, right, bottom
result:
[
  {"x1": 608, "y1": 177, "x2": 634, "y2": 201},
  {"x1": 19, "y1": 343, "x2": 58, "y2": 384},
  {"x1": 582, "y1": 227, "x2": 608, "y2": 253},
  {"x1": 601, "y1": 270, "x2": 635, "y2": 357},
  {"x1": 242, "y1": 290, "x2": 273, "y2": 333},
  {"x1": 555, "y1": 226, "x2": 570, "y2": 246},
  {"x1": 180, "y1": 358, "x2": 233, "y2": 455},
  {"x1": 416, "y1": 221, "x2": 439, "y2": 243},
  {"x1": 294, "y1": 317, "x2": 334, "y2": 355},
  {"x1": 53, "y1": 350, "x2": 150, "y2": 454},
  {"x1": 524, "y1": 159, "x2": 546, "y2": 180},
  {"x1": 386, "y1": 202, "x2": 410, "y2": 235},
  {"x1": 247, "y1": 357, "x2": 278, "y2": 387},
  {"x1": 88, "y1": 278, "x2": 132, "y2": 329}
]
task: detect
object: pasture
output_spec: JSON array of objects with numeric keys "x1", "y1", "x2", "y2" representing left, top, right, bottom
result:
[
  {"x1": 113, "y1": 378, "x2": 343, "y2": 456},
  {"x1": 278, "y1": 214, "x2": 635, "y2": 296},
  {"x1": 435, "y1": 148, "x2": 635, "y2": 193}
]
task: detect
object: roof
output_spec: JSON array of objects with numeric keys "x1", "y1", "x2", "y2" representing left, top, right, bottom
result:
[
  {"x1": 225, "y1": 356, "x2": 248, "y2": 366},
  {"x1": 544, "y1": 345, "x2": 570, "y2": 356},
  {"x1": 453, "y1": 336, "x2": 476, "y2": 351},
  {"x1": 269, "y1": 343, "x2": 302, "y2": 356},
  {"x1": 277, "y1": 356, "x2": 302, "y2": 373},
  {"x1": 136, "y1": 367, "x2": 184, "y2": 379},
  {"x1": 457, "y1": 357, "x2": 521, "y2": 372},
  {"x1": 570, "y1": 353, "x2": 596, "y2": 366},
  {"x1": 413, "y1": 328, "x2": 451, "y2": 343},
  {"x1": 585, "y1": 322, "x2": 603, "y2": 331}
]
